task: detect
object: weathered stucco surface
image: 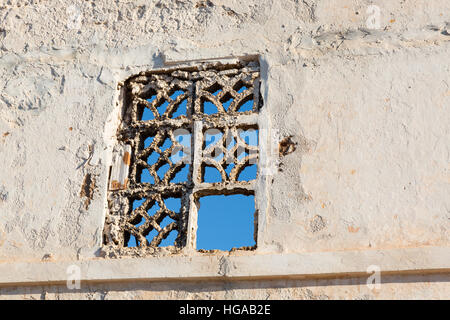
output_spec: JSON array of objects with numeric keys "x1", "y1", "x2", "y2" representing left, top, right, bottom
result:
[
  {"x1": 1, "y1": 274, "x2": 449, "y2": 300},
  {"x1": 0, "y1": 0, "x2": 449, "y2": 299}
]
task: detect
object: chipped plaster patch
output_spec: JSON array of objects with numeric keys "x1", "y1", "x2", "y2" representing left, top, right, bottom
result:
[
  {"x1": 279, "y1": 136, "x2": 297, "y2": 156},
  {"x1": 0, "y1": 186, "x2": 8, "y2": 203},
  {"x1": 80, "y1": 173, "x2": 96, "y2": 210}
]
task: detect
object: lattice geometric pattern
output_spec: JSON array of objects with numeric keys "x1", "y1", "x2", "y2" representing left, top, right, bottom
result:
[
  {"x1": 129, "y1": 75, "x2": 194, "y2": 123},
  {"x1": 104, "y1": 61, "x2": 261, "y2": 254},
  {"x1": 201, "y1": 126, "x2": 258, "y2": 183},
  {"x1": 133, "y1": 128, "x2": 192, "y2": 186},
  {"x1": 125, "y1": 195, "x2": 181, "y2": 247},
  {"x1": 195, "y1": 71, "x2": 260, "y2": 116}
]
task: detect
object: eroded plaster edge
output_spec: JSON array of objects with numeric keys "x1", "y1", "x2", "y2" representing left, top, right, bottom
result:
[
  {"x1": 254, "y1": 55, "x2": 272, "y2": 253},
  {"x1": 0, "y1": 247, "x2": 448, "y2": 287}
]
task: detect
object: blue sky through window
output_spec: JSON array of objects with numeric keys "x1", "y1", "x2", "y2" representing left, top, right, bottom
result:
[{"x1": 197, "y1": 194, "x2": 255, "y2": 250}]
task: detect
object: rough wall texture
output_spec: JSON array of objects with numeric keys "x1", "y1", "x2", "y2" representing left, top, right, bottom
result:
[
  {"x1": 1, "y1": 274, "x2": 449, "y2": 300},
  {"x1": 0, "y1": 0, "x2": 449, "y2": 299}
]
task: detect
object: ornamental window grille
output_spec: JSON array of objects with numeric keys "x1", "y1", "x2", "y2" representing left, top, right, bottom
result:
[{"x1": 104, "y1": 60, "x2": 261, "y2": 255}]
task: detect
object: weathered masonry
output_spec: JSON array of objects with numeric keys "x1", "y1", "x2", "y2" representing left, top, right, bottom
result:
[
  {"x1": 0, "y1": 0, "x2": 449, "y2": 299},
  {"x1": 104, "y1": 61, "x2": 262, "y2": 256}
]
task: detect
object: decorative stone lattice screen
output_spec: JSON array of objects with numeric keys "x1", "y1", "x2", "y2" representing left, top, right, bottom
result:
[{"x1": 103, "y1": 60, "x2": 261, "y2": 256}]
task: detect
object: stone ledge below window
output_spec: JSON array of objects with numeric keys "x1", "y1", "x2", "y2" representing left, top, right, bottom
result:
[{"x1": 0, "y1": 246, "x2": 448, "y2": 286}]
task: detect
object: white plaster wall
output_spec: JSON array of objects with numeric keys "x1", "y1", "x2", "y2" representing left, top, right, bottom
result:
[{"x1": 0, "y1": 0, "x2": 449, "y2": 298}]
